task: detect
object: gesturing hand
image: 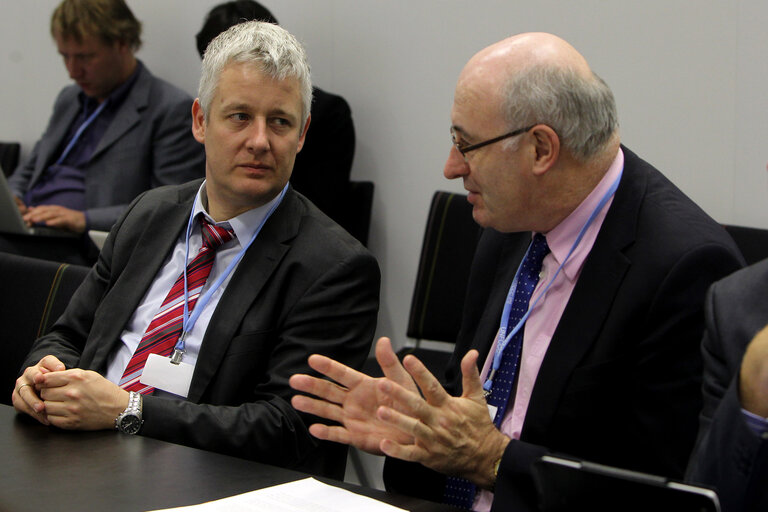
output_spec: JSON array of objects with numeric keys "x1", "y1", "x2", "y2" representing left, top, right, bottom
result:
[
  {"x1": 375, "y1": 349, "x2": 510, "y2": 490},
  {"x1": 290, "y1": 337, "x2": 417, "y2": 454}
]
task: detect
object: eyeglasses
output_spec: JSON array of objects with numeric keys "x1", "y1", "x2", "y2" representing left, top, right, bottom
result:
[{"x1": 450, "y1": 125, "x2": 535, "y2": 161}]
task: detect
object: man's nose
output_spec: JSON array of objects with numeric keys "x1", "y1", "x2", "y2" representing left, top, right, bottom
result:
[
  {"x1": 444, "y1": 145, "x2": 469, "y2": 179},
  {"x1": 246, "y1": 120, "x2": 270, "y2": 153},
  {"x1": 64, "y1": 58, "x2": 83, "y2": 80}
]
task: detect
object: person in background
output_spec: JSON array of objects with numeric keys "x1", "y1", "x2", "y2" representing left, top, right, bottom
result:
[
  {"x1": 12, "y1": 20, "x2": 379, "y2": 479},
  {"x1": 196, "y1": 0, "x2": 357, "y2": 236},
  {"x1": 686, "y1": 262, "x2": 768, "y2": 512},
  {"x1": 290, "y1": 32, "x2": 744, "y2": 511},
  {"x1": 4, "y1": 0, "x2": 204, "y2": 264}
]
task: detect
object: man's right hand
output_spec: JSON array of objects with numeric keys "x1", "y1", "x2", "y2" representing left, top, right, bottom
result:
[
  {"x1": 14, "y1": 195, "x2": 27, "y2": 216},
  {"x1": 290, "y1": 337, "x2": 417, "y2": 455},
  {"x1": 12, "y1": 355, "x2": 66, "y2": 425}
]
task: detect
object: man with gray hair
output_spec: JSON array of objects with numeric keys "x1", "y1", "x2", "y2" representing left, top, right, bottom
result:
[
  {"x1": 12, "y1": 21, "x2": 379, "y2": 479},
  {"x1": 290, "y1": 32, "x2": 743, "y2": 509}
]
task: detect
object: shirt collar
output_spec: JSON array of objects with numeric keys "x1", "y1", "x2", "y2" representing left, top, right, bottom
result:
[
  {"x1": 541, "y1": 147, "x2": 624, "y2": 281},
  {"x1": 192, "y1": 180, "x2": 281, "y2": 248}
]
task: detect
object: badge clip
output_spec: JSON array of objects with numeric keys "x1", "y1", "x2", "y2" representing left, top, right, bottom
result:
[{"x1": 170, "y1": 348, "x2": 185, "y2": 365}]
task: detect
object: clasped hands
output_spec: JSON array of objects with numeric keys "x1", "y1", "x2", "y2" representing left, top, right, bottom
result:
[
  {"x1": 12, "y1": 355, "x2": 129, "y2": 430},
  {"x1": 290, "y1": 337, "x2": 510, "y2": 489}
]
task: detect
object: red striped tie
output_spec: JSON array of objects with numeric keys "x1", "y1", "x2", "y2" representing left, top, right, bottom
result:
[{"x1": 119, "y1": 218, "x2": 235, "y2": 394}]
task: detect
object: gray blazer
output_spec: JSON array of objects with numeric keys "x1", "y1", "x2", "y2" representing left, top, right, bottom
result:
[
  {"x1": 23, "y1": 181, "x2": 381, "y2": 478},
  {"x1": 9, "y1": 62, "x2": 205, "y2": 231},
  {"x1": 687, "y1": 260, "x2": 768, "y2": 512}
]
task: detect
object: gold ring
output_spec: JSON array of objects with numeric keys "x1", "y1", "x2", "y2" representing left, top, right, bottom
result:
[{"x1": 17, "y1": 383, "x2": 31, "y2": 394}]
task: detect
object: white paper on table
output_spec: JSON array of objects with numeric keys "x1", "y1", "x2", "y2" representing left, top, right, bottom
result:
[{"x1": 147, "y1": 477, "x2": 409, "y2": 512}]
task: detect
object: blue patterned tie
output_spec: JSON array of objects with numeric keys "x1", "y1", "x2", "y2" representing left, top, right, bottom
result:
[{"x1": 444, "y1": 233, "x2": 550, "y2": 510}]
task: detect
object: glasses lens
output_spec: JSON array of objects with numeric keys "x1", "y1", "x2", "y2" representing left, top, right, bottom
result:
[{"x1": 450, "y1": 129, "x2": 466, "y2": 156}]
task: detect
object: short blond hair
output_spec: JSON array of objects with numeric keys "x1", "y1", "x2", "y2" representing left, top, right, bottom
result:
[{"x1": 51, "y1": 0, "x2": 142, "y2": 51}]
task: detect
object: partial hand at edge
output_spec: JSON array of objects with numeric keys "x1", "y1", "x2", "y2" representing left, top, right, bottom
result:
[
  {"x1": 740, "y1": 324, "x2": 768, "y2": 418},
  {"x1": 13, "y1": 195, "x2": 27, "y2": 215}
]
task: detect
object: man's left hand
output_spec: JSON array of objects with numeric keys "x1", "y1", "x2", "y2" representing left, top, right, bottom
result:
[
  {"x1": 375, "y1": 350, "x2": 511, "y2": 490},
  {"x1": 38, "y1": 369, "x2": 129, "y2": 430},
  {"x1": 23, "y1": 205, "x2": 86, "y2": 233}
]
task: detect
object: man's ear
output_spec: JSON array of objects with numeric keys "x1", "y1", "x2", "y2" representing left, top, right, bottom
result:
[
  {"x1": 296, "y1": 114, "x2": 311, "y2": 153},
  {"x1": 530, "y1": 124, "x2": 560, "y2": 176},
  {"x1": 191, "y1": 98, "x2": 206, "y2": 144}
]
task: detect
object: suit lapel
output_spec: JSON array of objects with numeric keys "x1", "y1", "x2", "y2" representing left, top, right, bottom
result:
[
  {"x1": 187, "y1": 190, "x2": 302, "y2": 402},
  {"x1": 521, "y1": 148, "x2": 646, "y2": 442},
  {"x1": 87, "y1": 187, "x2": 194, "y2": 371},
  {"x1": 90, "y1": 67, "x2": 149, "y2": 161}
]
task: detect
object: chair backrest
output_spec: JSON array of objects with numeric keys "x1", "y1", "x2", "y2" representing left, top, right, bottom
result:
[
  {"x1": 0, "y1": 253, "x2": 90, "y2": 405},
  {"x1": 338, "y1": 180, "x2": 374, "y2": 246},
  {"x1": 0, "y1": 142, "x2": 20, "y2": 177},
  {"x1": 406, "y1": 191, "x2": 481, "y2": 342},
  {"x1": 723, "y1": 224, "x2": 768, "y2": 266}
]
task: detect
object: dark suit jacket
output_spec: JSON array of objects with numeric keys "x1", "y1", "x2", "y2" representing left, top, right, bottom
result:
[
  {"x1": 22, "y1": 180, "x2": 380, "y2": 478},
  {"x1": 8, "y1": 62, "x2": 205, "y2": 231},
  {"x1": 686, "y1": 260, "x2": 768, "y2": 512},
  {"x1": 290, "y1": 86, "x2": 355, "y2": 226},
  {"x1": 384, "y1": 147, "x2": 744, "y2": 510}
]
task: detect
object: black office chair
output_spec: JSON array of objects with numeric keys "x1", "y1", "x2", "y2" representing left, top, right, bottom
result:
[
  {"x1": 723, "y1": 224, "x2": 768, "y2": 266},
  {"x1": 363, "y1": 191, "x2": 481, "y2": 381},
  {"x1": 0, "y1": 253, "x2": 90, "y2": 405},
  {"x1": 337, "y1": 180, "x2": 374, "y2": 246},
  {"x1": 400, "y1": 190, "x2": 481, "y2": 379},
  {"x1": 352, "y1": 191, "x2": 480, "y2": 487},
  {"x1": 0, "y1": 141, "x2": 21, "y2": 177}
]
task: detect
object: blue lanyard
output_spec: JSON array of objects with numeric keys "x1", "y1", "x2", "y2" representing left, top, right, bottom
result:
[
  {"x1": 55, "y1": 100, "x2": 108, "y2": 165},
  {"x1": 483, "y1": 169, "x2": 623, "y2": 393},
  {"x1": 170, "y1": 184, "x2": 288, "y2": 363}
]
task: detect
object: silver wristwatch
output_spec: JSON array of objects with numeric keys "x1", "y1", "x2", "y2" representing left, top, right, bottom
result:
[{"x1": 115, "y1": 391, "x2": 143, "y2": 435}]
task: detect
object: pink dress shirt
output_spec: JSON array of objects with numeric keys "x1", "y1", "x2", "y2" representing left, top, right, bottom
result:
[{"x1": 473, "y1": 148, "x2": 624, "y2": 511}]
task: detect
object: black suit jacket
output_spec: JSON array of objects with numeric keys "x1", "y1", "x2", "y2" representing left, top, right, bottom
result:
[
  {"x1": 23, "y1": 180, "x2": 380, "y2": 478},
  {"x1": 385, "y1": 147, "x2": 744, "y2": 510},
  {"x1": 686, "y1": 260, "x2": 768, "y2": 512}
]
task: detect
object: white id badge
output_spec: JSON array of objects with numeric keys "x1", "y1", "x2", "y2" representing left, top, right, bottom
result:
[
  {"x1": 141, "y1": 353, "x2": 195, "y2": 398},
  {"x1": 487, "y1": 403, "x2": 498, "y2": 421}
]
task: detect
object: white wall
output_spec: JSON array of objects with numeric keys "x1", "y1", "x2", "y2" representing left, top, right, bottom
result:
[{"x1": 2, "y1": 0, "x2": 767, "y2": 352}]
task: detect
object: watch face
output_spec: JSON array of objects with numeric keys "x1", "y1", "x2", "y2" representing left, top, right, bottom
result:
[{"x1": 119, "y1": 415, "x2": 142, "y2": 435}]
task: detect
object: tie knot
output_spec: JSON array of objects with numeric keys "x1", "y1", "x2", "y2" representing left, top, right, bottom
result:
[{"x1": 200, "y1": 218, "x2": 235, "y2": 250}]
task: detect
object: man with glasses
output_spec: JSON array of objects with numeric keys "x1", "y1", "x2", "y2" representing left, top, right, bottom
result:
[{"x1": 290, "y1": 32, "x2": 743, "y2": 511}]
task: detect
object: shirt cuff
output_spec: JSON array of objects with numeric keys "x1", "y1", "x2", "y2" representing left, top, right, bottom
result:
[{"x1": 741, "y1": 408, "x2": 768, "y2": 438}]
